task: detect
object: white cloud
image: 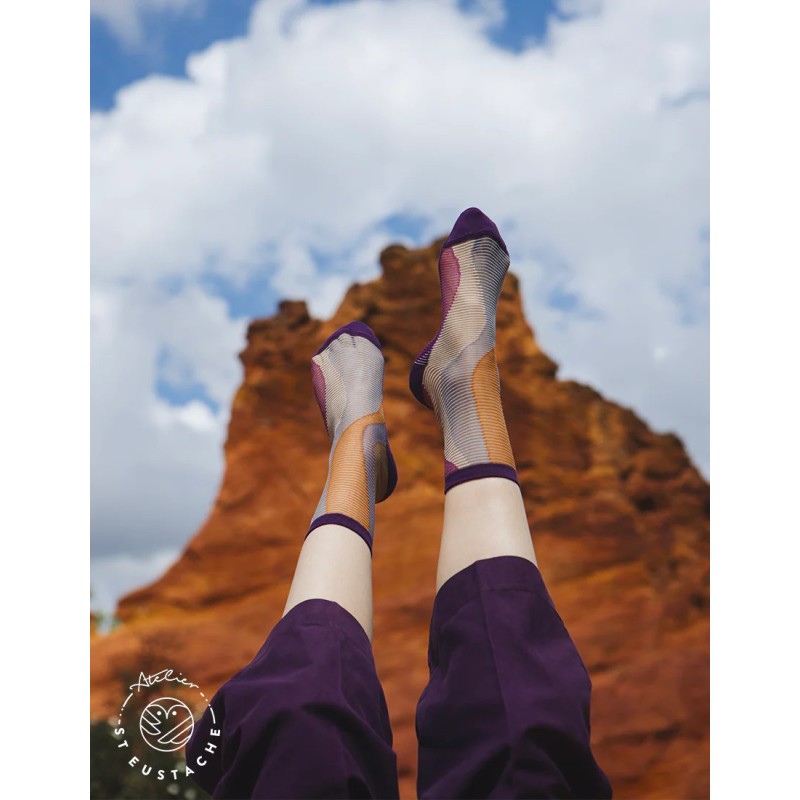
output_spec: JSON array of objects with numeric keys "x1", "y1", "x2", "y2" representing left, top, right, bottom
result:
[
  {"x1": 91, "y1": 0, "x2": 203, "y2": 47},
  {"x1": 91, "y1": 548, "x2": 181, "y2": 622},
  {"x1": 91, "y1": 282, "x2": 246, "y2": 564},
  {"x1": 92, "y1": 0, "x2": 708, "y2": 611},
  {"x1": 153, "y1": 398, "x2": 220, "y2": 432}
]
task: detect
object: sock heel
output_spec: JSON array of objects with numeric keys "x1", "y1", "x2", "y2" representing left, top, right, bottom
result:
[
  {"x1": 409, "y1": 342, "x2": 434, "y2": 408},
  {"x1": 382, "y1": 441, "x2": 398, "y2": 500}
]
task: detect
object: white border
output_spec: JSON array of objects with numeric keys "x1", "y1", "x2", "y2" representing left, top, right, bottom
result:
[
  {"x1": 0, "y1": 0, "x2": 88, "y2": 792},
  {"x1": 712, "y1": 0, "x2": 800, "y2": 796}
]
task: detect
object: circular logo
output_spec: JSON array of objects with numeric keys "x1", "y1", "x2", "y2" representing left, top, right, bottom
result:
[
  {"x1": 114, "y1": 667, "x2": 220, "y2": 788},
  {"x1": 138, "y1": 696, "x2": 195, "y2": 752}
]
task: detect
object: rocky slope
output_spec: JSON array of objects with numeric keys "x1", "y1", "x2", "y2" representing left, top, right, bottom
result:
[{"x1": 91, "y1": 238, "x2": 709, "y2": 799}]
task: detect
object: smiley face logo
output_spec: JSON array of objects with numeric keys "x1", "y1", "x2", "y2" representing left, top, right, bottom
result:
[{"x1": 139, "y1": 697, "x2": 195, "y2": 752}]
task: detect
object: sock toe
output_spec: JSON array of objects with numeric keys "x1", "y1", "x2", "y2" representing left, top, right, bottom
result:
[
  {"x1": 315, "y1": 320, "x2": 382, "y2": 356},
  {"x1": 443, "y1": 206, "x2": 508, "y2": 253}
]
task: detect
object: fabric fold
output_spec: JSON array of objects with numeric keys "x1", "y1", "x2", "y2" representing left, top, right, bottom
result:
[
  {"x1": 187, "y1": 599, "x2": 399, "y2": 799},
  {"x1": 417, "y1": 556, "x2": 612, "y2": 799}
]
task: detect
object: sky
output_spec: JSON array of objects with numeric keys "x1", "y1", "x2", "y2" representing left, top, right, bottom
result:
[{"x1": 90, "y1": 0, "x2": 709, "y2": 617}]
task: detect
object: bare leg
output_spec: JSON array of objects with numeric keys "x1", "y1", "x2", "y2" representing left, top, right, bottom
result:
[
  {"x1": 284, "y1": 524, "x2": 374, "y2": 639},
  {"x1": 437, "y1": 477, "x2": 536, "y2": 591},
  {"x1": 282, "y1": 321, "x2": 396, "y2": 641}
]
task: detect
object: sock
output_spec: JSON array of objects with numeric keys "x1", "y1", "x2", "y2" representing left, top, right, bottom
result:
[
  {"x1": 409, "y1": 207, "x2": 518, "y2": 492},
  {"x1": 308, "y1": 321, "x2": 398, "y2": 551}
]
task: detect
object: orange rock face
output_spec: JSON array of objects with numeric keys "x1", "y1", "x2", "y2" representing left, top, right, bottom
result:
[{"x1": 91, "y1": 239, "x2": 709, "y2": 799}]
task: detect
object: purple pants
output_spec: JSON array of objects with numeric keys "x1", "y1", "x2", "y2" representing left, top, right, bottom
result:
[{"x1": 187, "y1": 556, "x2": 611, "y2": 799}]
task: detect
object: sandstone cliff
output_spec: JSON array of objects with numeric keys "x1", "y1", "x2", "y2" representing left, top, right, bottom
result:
[{"x1": 91, "y1": 239, "x2": 710, "y2": 799}]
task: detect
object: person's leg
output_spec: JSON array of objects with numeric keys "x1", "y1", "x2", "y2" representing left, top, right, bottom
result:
[
  {"x1": 283, "y1": 524, "x2": 374, "y2": 636},
  {"x1": 408, "y1": 207, "x2": 536, "y2": 587},
  {"x1": 188, "y1": 322, "x2": 400, "y2": 799},
  {"x1": 411, "y1": 208, "x2": 611, "y2": 799},
  {"x1": 438, "y1": 477, "x2": 535, "y2": 590},
  {"x1": 284, "y1": 320, "x2": 397, "y2": 640}
]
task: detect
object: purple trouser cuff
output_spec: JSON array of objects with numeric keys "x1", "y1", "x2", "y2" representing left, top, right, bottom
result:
[
  {"x1": 188, "y1": 598, "x2": 398, "y2": 799},
  {"x1": 444, "y1": 462, "x2": 519, "y2": 492},
  {"x1": 429, "y1": 554, "x2": 554, "y2": 644},
  {"x1": 417, "y1": 555, "x2": 612, "y2": 799},
  {"x1": 306, "y1": 513, "x2": 373, "y2": 553}
]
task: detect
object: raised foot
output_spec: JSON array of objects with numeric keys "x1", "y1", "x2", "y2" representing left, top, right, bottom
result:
[
  {"x1": 409, "y1": 207, "x2": 509, "y2": 410},
  {"x1": 313, "y1": 321, "x2": 398, "y2": 501}
]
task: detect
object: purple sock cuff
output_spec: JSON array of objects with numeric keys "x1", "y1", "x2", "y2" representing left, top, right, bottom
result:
[
  {"x1": 444, "y1": 463, "x2": 520, "y2": 493},
  {"x1": 306, "y1": 513, "x2": 373, "y2": 553},
  {"x1": 314, "y1": 321, "x2": 382, "y2": 356}
]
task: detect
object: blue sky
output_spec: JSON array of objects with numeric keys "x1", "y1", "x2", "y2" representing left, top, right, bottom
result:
[
  {"x1": 90, "y1": 0, "x2": 709, "y2": 615},
  {"x1": 92, "y1": 0, "x2": 569, "y2": 414},
  {"x1": 92, "y1": 0, "x2": 563, "y2": 341},
  {"x1": 92, "y1": 0, "x2": 559, "y2": 111}
]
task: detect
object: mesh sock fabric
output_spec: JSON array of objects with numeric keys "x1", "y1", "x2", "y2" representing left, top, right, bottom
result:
[
  {"x1": 409, "y1": 207, "x2": 518, "y2": 492},
  {"x1": 308, "y1": 321, "x2": 398, "y2": 551}
]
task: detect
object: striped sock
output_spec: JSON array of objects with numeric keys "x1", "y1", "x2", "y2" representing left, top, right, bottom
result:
[
  {"x1": 308, "y1": 321, "x2": 398, "y2": 550},
  {"x1": 409, "y1": 207, "x2": 518, "y2": 492}
]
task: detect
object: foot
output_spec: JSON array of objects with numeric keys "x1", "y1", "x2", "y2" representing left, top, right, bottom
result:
[
  {"x1": 309, "y1": 321, "x2": 397, "y2": 550},
  {"x1": 409, "y1": 208, "x2": 517, "y2": 491}
]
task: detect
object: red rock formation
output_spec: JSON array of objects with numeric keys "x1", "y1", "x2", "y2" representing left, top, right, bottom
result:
[{"x1": 91, "y1": 239, "x2": 709, "y2": 799}]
